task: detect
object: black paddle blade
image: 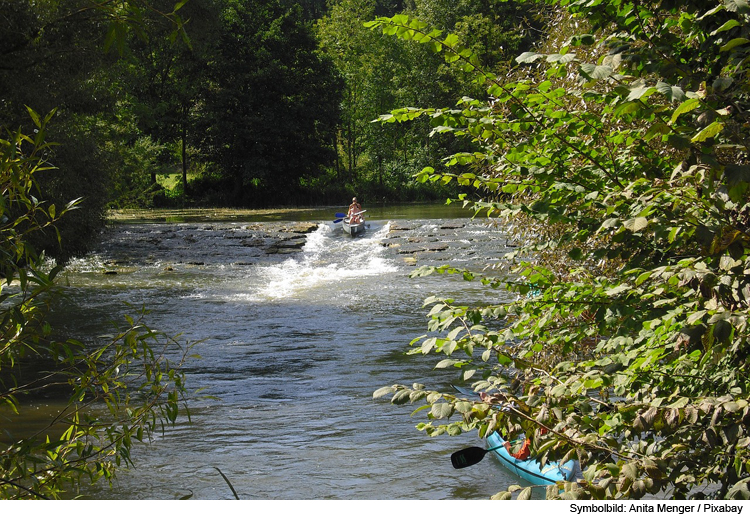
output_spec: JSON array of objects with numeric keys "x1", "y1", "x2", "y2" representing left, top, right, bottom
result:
[{"x1": 451, "y1": 446, "x2": 488, "y2": 469}]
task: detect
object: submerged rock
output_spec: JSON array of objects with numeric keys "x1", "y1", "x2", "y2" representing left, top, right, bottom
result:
[
  {"x1": 397, "y1": 241, "x2": 449, "y2": 254},
  {"x1": 281, "y1": 222, "x2": 318, "y2": 234},
  {"x1": 424, "y1": 242, "x2": 449, "y2": 252},
  {"x1": 388, "y1": 222, "x2": 411, "y2": 232}
]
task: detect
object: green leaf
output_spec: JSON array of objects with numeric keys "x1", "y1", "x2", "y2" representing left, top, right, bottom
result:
[
  {"x1": 579, "y1": 63, "x2": 613, "y2": 80},
  {"x1": 668, "y1": 397, "x2": 690, "y2": 409},
  {"x1": 710, "y1": 19, "x2": 741, "y2": 35},
  {"x1": 546, "y1": 53, "x2": 576, "y2": 64},
  {"x1": 622, "y1": 463, "x2": 638, "y2": 480},
  {"x1": 719, "y1": 38, "x2": 750, "y2": 52},
  {"x1": 692, "y1": 121, "x2": 724, "y2": 143},
  {"x1": 373, "y1": 386, "x2": 396, "y2": 399},
  {"x1": 686, "y1": 310, "x2": 707, "y2": 325},
  {"x1": 435, "y1": 358, "x2": 457, "y2": 369},
  {"x1": 491, "y1": 491, "x2": 513, "y2": 500},
  {"x1": 655, "y1": 81, "x2": 685, "y2": 102},
  {"x1": 421, "y1": 336, "x2": 437, "y2": 353},
  {"x1": 724, "y1": 0, "x2": 750, "y2": 14},
  {"x1": 613, "y1": 101, "x2": 641, "y2": 117},
  {"x1": 430, "y1": 402, "x2": 454, "y2": 419},
  {"x1": 670, "y1": 98, "x2": 701, "y2": 124},
  {"x1": 605, "y1": 284, "x2": 631, "y2": 296},
  {"x1": 623, "y1": 217, "x2": 648, "y2": 232},
  {"x1": 627, "y1": 85, "x2": 655, "y2": 101},
  {"x1": 644, "y1": 122, "x2": 671, "y2": 141},
  {"x1": 25, "y1": 106, "x2": 42, "y2": 128},
  {"x1": 518, "y1": 487, "x2": 533, "y2": 500},
  {"x1": 392, "y1": 389, "x2": 412, "y2": 404},
  {"x1": 635, "y1": 271, "x2": 651, "y2": 286},
  {"x1": 516, "y1": 52, "x2": 543, "y2": 64}
]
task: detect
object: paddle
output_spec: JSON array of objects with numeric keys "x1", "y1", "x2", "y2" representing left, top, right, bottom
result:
[
  {"x1": 335, "y1": 210, "x2": 368, "y2": 224},
  {"x1": 451, "y1": 445, "x2": 502, "y2": 469},
  {"x1": 451, "y1": 440, "x2": 522, "y2": 469}
]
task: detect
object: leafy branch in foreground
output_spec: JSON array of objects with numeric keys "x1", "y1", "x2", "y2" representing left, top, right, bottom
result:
[
  {"x1": 1, "y1": 110, "x2": 196, "y2": 499},
  {"x1": 371, "y1": 0, "x2": 750, "y2": 500}
]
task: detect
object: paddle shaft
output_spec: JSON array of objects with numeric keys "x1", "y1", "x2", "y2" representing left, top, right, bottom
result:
[{"x1": 334, "y1": 210, "x2": 367, "y2": 223}]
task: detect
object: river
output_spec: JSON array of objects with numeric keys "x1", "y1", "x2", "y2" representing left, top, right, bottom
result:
[{"x1": 47, "y1": 204, "x2": 522, "y2": 499}]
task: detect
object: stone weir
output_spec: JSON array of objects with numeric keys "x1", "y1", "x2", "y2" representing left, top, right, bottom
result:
[
  {"x1": 92, "y1": 221, "x2": 320, "y2": 273},
  {"x1": 382, "y1": 221, "x2": 454, "y2": 266},
  {"x1": 90, "y1": 218, "x2": 511, "y2": 274},
  {"x1": 379, "y1": 219, "x2": 514, "y2": 268}
]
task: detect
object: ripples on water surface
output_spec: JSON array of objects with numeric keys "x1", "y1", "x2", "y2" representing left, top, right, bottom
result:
[{"x1": 52, "y1": 211, "x2": 521, "y2": 499}]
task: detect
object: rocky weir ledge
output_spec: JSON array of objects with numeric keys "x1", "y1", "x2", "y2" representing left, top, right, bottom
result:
[
  {"x1": 82, "y1": 218, "x2": 510, "y2": 274},
  {"x1": 88, "y1": 222, "x2": 320, "y2": 273}
]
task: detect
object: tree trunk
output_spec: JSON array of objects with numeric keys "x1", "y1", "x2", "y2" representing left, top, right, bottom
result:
[
  {"x1": 181, "y1": 103, "x2": 188, "y2": 195},
  {"x1": 378, "y1": 156, "x2": 383, "y2": 188},
  {"x1": 334, "y1": 132, "x2": 341, "y2": 181}
]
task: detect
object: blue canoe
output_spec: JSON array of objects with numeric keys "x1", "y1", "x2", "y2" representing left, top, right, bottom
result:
[{"x1": 486, "y1": 431, "x2": 577, "y2": 486}]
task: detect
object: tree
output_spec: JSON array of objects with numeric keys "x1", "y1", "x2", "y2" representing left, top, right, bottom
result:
[
  {"x1": 317, "y1": 0, "x2": 397, "y2": 183},
  {"x1": 0, "y1": 109, "x2": 194, "y2": 499},
  {"x1": 0, "y1": 1, "x2": 118, "y2": 261},
  {"x1": 317, "y1": 0, "x2": 541, "y2": 199},
  {"x1": 370, "y1": 0, "x2": 750, "y2": 500},
  {"x1": 0, "y1": 0, "x2": 190, "y2": 259},
  {"x1": 1, "y1": 1, "x2": 194, "y2": 499},
  {"x1": 124, "y1": 0, "x2": 222, "y2": 198},
  {"x1": 201, "y1": 0, "x2": 342, "y2": 205}
]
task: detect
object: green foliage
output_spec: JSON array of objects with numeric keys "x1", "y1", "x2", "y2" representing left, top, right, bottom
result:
[
  {"x1": 0, "y1": 0, "x2": 192, "y2": 258},
  {"x1": 1, "y1": 3, "x2": 194, "y2": 499},
  {"x1": 1, "y1": 1, "x2": 114, "y2": 261},
  {"x1": 122, "y1": 0, "x2": 223, "y2": 203},
  {"x1": 316, "y1": 0, "x2": 537, "y2": 199},
  {"x1": 195, "y1": 0, "x2": 343, "y2": 205},
  {"x1": 1, "y1": 112, "x2": 194, "y2": 499},
  {"x1": 371, "y1": 0, "x2": 750, "y2": 499}
]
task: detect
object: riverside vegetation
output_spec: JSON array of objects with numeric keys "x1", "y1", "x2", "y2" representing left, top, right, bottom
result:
[
  {"x1": 1, "y1": 2, "x2": 197, "y2": 500},
  {"x1": 3, "y1": 0, "x2": 750, "y2": 500},
  {"x1": 372, "y1": 0, "x2": 750, "y2": 500}
]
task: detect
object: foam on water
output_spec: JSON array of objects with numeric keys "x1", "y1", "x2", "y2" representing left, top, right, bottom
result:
[{"x1": 251, "y1": 222, "x2": 397, "y2": 301}]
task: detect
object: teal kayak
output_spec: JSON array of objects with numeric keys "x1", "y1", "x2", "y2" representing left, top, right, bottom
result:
[{"x1": 486, "y1": 431, "x2": 577, "y2": 486}]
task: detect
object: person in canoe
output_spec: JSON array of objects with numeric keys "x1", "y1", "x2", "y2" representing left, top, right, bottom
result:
[
  {"x1": 479, "y1": 390, "x2": 535, "y2": 461},
  {"x1": 504, "y1": 438, "x2": 532, "y2": 460},
  {"x1": 347, "y1": 197, "x2": 363, "y2": 224}
]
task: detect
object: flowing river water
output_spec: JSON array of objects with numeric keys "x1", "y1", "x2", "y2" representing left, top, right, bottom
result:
[{"x1": 43, "y1": 205, "x2": 522, "y2": 499}]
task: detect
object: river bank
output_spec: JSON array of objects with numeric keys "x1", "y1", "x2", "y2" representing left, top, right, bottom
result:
[{"x1": 106, "y1": 202, "x2": 478, "y2": 224}]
